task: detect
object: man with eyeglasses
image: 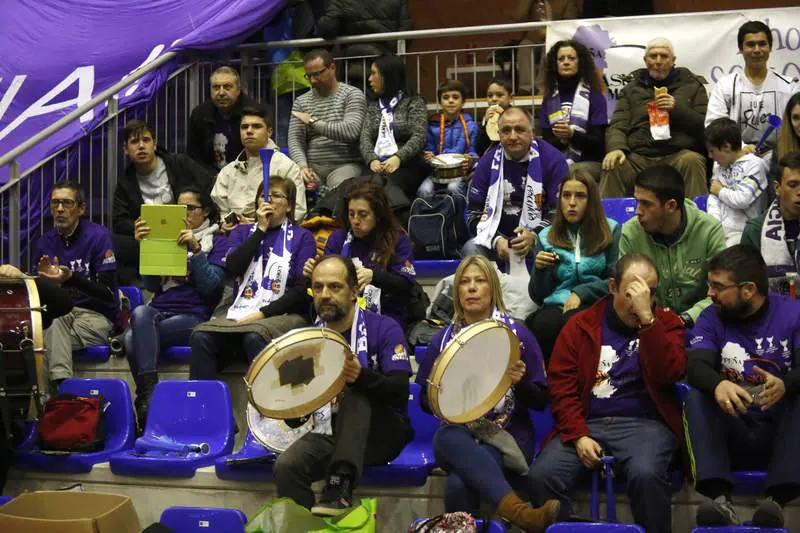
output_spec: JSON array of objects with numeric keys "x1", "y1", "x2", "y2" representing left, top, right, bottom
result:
[
  {"x1": 211, "y1": 104, "x2": 306, "y2": 228},
  {"x1": 187, "y1": 66, "x2": 260, "y2": 171},
  {"x1": 288, "y1": 49, "x2": 366, "y2": 193},
  {"x1": 113, "y1": 119, "x2": 215, "y2": 282},
  {"x1": 35, "y1": 181, "x2": 119, "y2": 394},
  {"x1": 619, "y1": 165, "x2": 725, "y2": 331},
  {"x1": 685, "y1": 244, "x2": 800, "y2": 528}
]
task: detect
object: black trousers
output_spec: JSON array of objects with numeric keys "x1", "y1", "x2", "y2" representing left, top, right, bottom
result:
[
  {"x1": 273, "y1": 387, "x2": 413, "y2": 508},
  {"x1": 526, "y1": 305, "x2": 586, "y2": 366}
]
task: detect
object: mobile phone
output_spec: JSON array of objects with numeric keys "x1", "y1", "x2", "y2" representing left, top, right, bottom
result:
[{"x1": 224, "y1": 211, "x2": 239, "y2": 226}]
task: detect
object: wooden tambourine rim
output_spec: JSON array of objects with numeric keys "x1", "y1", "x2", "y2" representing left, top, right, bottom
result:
[
  {"x1": 244, "y1": 327, "x2": 350, "y2": 420},
  {"x1": 428, "y1": 319, "x2": 520, "y2": 424},
  {"x1": 23, "y1": 278, "x2": 44, "y2": 352}
]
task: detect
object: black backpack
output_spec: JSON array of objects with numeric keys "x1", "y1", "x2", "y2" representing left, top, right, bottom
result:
[{"x1": 408, "y1": 193, "x2": 468, "y2": 259}]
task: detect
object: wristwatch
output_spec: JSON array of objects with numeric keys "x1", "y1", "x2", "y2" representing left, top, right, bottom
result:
[{"x1": 679, "y1": 312, "x2": 694, "y2": 330}]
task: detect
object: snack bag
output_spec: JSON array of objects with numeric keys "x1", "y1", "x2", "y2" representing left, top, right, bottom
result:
[{"x1": 648, "y1": 86, "x2": 671, "y2": 140}]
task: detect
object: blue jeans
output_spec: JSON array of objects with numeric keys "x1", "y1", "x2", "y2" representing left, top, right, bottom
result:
[
  {"x1": 434, "y1": 424, "x2": 517, "y2": 512},
  {"x1": 529, "y1": 417, "x2": 677, "y2": 533},
  {"x1": 683, "y1": 388, "x2": 800, "y2": 495},
  {"x1": 125, "y1": 305, "x2": 201, "y2": 377},
  {"x1": 188, "y1": 330, "x2": 268, "y2": 380},
  {"x1": 417, "y1": 177, "x2": 467, "y2": 200}
]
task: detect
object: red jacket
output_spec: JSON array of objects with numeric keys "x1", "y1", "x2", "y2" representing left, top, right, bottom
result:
[{"x1": 544, "y1": 297, "x2": 687, "y2": 457}]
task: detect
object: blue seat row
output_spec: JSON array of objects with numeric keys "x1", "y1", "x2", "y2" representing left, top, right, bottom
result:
[{"x1": 160, "y1": 506, "x2": 247, "y2": 533}]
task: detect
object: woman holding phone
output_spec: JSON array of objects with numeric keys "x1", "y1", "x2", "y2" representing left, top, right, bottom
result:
[
  {"x1": 128, "y1": 186, "x2": 227, "y2": 429},
  {"x1": 526, "y1": 173, "x2": 620, "y2": 364}
]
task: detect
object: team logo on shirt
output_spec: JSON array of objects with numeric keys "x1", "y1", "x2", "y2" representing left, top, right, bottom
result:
[
  {"x1": 102, "y1": 249, "x2": 116, "y2": 265},
  {"x1": 391, "y1": 344, "x2": 408, "y2": 362},
  {"x1": 592, "y1": 345, "x2": 620, "y2": 399},
  {"x1": 68, "y1": 258, "x2": 87, "y2": 274}
]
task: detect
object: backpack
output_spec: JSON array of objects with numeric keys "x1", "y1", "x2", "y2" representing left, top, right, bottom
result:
[
  {"x1": 300, "y1": 215, "x2": 342, "y2": 257},
  {"x1": 408, "y1": 193, "x2": 468, "y2": 259},
  {"x1": 37, "y1": 394, "x2": 107, "y2": 453}
]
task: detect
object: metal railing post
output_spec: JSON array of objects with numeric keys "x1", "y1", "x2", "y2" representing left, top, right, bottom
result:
[
  {"x1": 188, "y1": 62, "x2": 201, "y2": 116},
  {"x1": 240, "y1": 51, "x2": 255, "y2": 97},
  {"x1": 105, "y1": 97, "x2": 119, "y2": 230},
  {"x1": 8, "y1": 161, "x2": 21, "y2": 267}
]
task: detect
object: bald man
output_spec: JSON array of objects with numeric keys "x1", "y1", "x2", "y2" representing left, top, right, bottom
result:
[{"x1": 465, "y1": 107, "x2": 569, "y2": 261}]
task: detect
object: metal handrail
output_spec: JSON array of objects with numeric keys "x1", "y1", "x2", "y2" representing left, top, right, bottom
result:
[
  {"x1": 0, "y1": 51, "x2": 177, "y2": 180},
  {"x1": 241, "y1": 8, "x2": 754, "y2": 51}
]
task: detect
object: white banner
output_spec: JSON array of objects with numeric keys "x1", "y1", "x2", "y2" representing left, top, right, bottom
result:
[{"x1": 546, "y1": 7, "x2": 800, "y2": 115}]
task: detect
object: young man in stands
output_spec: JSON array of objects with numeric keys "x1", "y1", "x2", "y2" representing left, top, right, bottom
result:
[
  {"x1": 273, "y1": 255, "x2": 413, "y2": 516},
  {"x1": 686, "y1": 245, "x2": 800, "y2": 528},
  {"x1": 187, "y1": 66, "x2": 259, "y2": 171},
  {"x1": 705, "y1": 21, "x2": 799, "y2": 156},
  {"x1": 211, "y1": 104, "x2": 306, "y2": 227},
  {"x1": 618, "y1": 165, "x2": 726, "y2": 330},
  {"x1": 288, "y1": 49, "x2": 366, "y2": 193},
  {"x1": 600, "y1": 38, "x2": 708, "y2": 198},
  {"x1": 112, "y1": 120, "x2": 215, "y2": 283},
  {"x1": 530, "y1": 253, "x2": 686, "y2": 533},
  {"x1": 741, "y1": 152, "x2": 800, "y2": 294},
  {"x1": 36, "y1": 181, "x2": 119, "y2": 394},
  {"x1": 464, "y1": 107, "x2": 569, "y2": 261}
]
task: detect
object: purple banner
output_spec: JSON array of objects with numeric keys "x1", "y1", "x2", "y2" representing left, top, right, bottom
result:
[{"x1": 0, "y1": 0, "x2": 290, "y2": 183}]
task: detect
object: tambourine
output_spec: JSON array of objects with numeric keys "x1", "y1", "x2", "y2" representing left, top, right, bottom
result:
[
  {"x1": 244, "y1": 327, "x2": 350, "y2": 420},
  {"x1": 427, "y1": 319, "x2": 520, "y2": 424},
  {"x1": 430, "y1": 153, "x2": 472, "y2": 183},
  {"x1": 486, "y1": 108, "x2": 501, "y2": 141}
]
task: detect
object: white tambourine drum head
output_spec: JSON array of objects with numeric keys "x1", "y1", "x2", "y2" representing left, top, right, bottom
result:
[
  {"x1": 244, "y1": 327, "x2": 350, "y2": 419},
  {"x1": 486, "y1": 113, "x2": 500, "y2": 141},
  {"x1": 429, "y1": 319, "x2": 520, "y2": 424},
  {"x1": 246, "y1": 403, "x2": 313, "y2": 453}
]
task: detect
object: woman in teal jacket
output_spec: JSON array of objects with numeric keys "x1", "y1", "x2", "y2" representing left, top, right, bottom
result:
[{"x1": 525, "y1": 171, "x2": 620, "y2": 364}]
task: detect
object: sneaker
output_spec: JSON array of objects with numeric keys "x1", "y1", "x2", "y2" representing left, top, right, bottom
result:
[
  {"x1": 311, "y1": 474, "x2": 354, "y2": 517},
  {"x1": 696, "y1": 496, "x2": 740, "y2": 526},
  {"x1": 752, "y1": 497, "x2": 784, "y2": 528}
]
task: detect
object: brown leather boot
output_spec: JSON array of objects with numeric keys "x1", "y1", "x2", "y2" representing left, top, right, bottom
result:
[{"x1": 496, "y1": 491, "x2": 560, "y2": 533}]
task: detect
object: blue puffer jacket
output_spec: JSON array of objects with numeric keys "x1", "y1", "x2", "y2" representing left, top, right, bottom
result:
[
  {"x1": 529, "y1": 218, "x2": 621, "y2": 307},
  {"x1": 425, "y1": 112, "x2": 479, "y2": 157}
]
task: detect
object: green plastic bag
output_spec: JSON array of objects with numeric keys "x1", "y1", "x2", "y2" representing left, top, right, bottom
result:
[
  {"x1": 246, "y1": 497, "x2": 377, "y2": 533},
  {"x1": 271, "y1": 51, "x2": 311, "y2": 96}
]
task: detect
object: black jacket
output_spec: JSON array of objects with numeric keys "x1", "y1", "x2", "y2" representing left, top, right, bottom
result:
[
  {"x1": 112, "y1": 149, "x2": 215, "y2": 236},
  {"x1": 187, "y1": 92, "x2": 259, "y2": 170},
  {"x1": 317, "y1": 0, "x2": 412, "y2": 42}
]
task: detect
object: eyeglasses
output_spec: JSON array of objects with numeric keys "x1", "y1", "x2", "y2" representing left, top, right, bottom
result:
[
  {"x1": 267, "y1": 193, "x2": 288, "y2": 201},
  {"x1": 706, "y1": 281, "x2": 749, "y2": 293},
  {"x1": 303, "y1": 66, "x2": 330, "y2": 81},
  {"x1": 50, "y1": 199, "x2": 78, "y2": 209},
  {"x1": 183, "y1": 204, "x2": 204, "y2": 212}
]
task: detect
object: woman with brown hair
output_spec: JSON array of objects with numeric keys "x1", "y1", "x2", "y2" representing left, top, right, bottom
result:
[
  {"x1": 526, "y1": 171, "x2": 620, "y2": 363},
  {"x1": 540, "y1": 39, "x2": 607, "y2": 183},
  {"x1": 769, "y1": 92, "x2": 800, "y2": 187},
  {"x1": 304, "y1": 180, "x2": 416, "y2": 329}
]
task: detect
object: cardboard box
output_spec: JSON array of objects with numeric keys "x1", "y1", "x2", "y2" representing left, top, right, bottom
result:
[{"x1": 0, "y1": 491, "x2": 141, "y2": 533}]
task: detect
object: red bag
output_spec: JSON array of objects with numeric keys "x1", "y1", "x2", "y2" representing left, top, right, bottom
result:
[{"x1": 37, "y1": 394, "x2": 106, "y2": 452}]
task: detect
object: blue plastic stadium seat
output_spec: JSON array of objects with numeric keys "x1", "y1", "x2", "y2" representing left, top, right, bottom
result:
[
  {"x1": 531, "y1": 406, "x2": 555, "y2": 456},
  {"x1": 110, "y1": 380, "x2": 235, "y2": 478},
  {"x1": 361, "y1": 382, "x2": 439, "y2": 486},
  {"x1": 0, "y1": 496, "x2": 13, "y2": 506},
  {"x1": 692, "y1": 529, "x2": 787, "y2": 533},
  {"x1": 694, "y1": 195, "x2": 708, "y2": 212},
  {"x1": 162, "y1": 345, "x2": 192, "y2": 362},
  {"x1": 547, "y1": 525, "x2": 645, "y2": 532},
  {"x1": 15, "y1": 378, "x2": 136, "y2": 472},
  {"x1": 601, "y1": 198, "x2": 638, "y2": 225},
  {"x1": 414, "y1": 260, "x2": 460, "y2": 278},
  {"x1": 214, "y1": 429, "x2": 276, "y2": 482},
  {"x1": 413, "y1": 518, "x2": 506, "y2": 532},
  {"x1": 160, "y1": 506, "x2": 247, "y2": 533},
  {"x1": 414, "y1": 345, "x2": 429, "y2": 366},
  {"x1": 73, "y1": 286, "x2": 143, "y2": 363}
]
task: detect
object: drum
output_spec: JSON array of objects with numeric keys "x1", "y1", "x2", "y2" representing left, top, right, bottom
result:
[
  {"x1": 246, "y1": 403, "x2": 314, "y2": 453},
  {"x1": 486, "y1": 109, "x2": 501, "y2": 141},
  {"x1": 427, "y1": 319, "x2": 520, "y2": 424},
  {"x1": 244, "y1": 327, "x2": 350, "y2": 420},
  {"x1": 0, "y1": 278, "x2": 46, "y2": 414},
  {"x1": 430, "y1": 153, "x2": 471, "y2": 184}
]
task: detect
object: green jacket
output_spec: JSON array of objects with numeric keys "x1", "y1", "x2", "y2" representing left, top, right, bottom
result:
[
  {"x1": 619, "y1": 200, "x2": 725, "y2": 322},
  {"x1": 606, "y1": 67, "x2": 708, "y2": 157},
  {"x1": 740, "y1": 211, "x2": 765, "y2": 248}
]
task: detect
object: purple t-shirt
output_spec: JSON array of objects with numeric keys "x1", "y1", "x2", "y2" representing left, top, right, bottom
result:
[
  {"x1": 324, "y1": 229, "x2": 416, "y2": 328},
  {"x1": 469, "y1": 140, "x2": 568, "y2": 238},
  {"x1": 589, "y1": 308, "x2": 660, "y2": 419},
  {"x1": 340, "y1": 311, "x2": 412, "y2": 418},
  {"x1": 416, "y1": 319, "x2": 547, "y2": 461},
  {"x1": 225, "y1": 223, "x2": 316, "y2": 282},
  {"x1": 690, "y1": 294, "x2": 800, "y2": 414},
  {"x1": 34, "y1": 219, "x2": 119, "y2": 325},
  {"x1": 148, "y1": 234, "x2": 231, "y2": 321}
]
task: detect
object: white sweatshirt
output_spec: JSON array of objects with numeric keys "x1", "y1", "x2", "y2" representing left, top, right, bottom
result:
[{"x1": 707, "y1": 153, "x2": 769, "y2": 246}]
